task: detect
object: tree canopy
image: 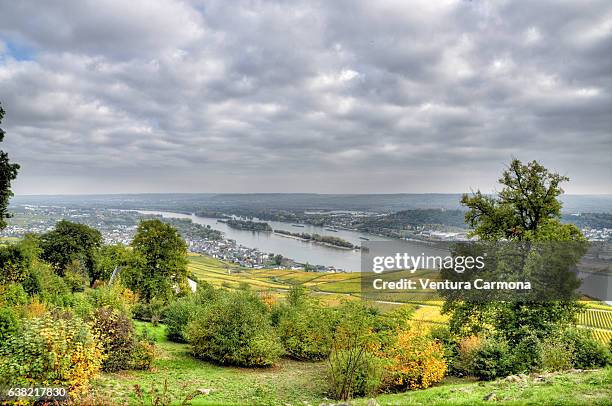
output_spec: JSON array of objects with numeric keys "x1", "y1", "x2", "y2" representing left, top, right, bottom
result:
[
  {"x1": 461, "y1": 159, "x2": 583, "y2": 242},
  {"x1": 39, "y1": 220, "x2": 103, "y2": 282},
  {"x1": 127, "y1": 219, "x2": 188, "y2": 302},
  {"x1": 0, "y1": 103, "x2": 20, "y2": 230},
  {"x1": 445, "y1": 159, "x2": 586, "y2": 342}
]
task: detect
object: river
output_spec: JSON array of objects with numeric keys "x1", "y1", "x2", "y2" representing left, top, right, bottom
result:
[
  {"x1": 137, "y1": 210, "x2": 446, "y2": 272},
  {"x1": 136, "y1": 210, "x2": 611, "y2": 304}
]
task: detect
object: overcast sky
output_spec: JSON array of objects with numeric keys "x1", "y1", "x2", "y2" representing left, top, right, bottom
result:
[{"x1": 0, "y1": 0, "x2": 610, "y2": 195}]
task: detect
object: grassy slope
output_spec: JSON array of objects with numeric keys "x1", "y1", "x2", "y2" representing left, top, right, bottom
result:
[
  {"x1": 95, "y1": 322, "x2": 611, "y2": 405},
  {"x1": 94, "y1": 322, "x2": 328, "y2": 405},
  {"x1": 356, "y1": 369, "x2": 612, "y2": 406},
  {"x1": 93, "y1": 254, "x2": 612, "y2": 404}
]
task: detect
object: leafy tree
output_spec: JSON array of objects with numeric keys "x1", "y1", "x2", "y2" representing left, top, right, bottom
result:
[
  {"x1": 128, "y1": 219, "x2": 188, "y2": 302},
  {"x1": 39, "y1": 220, "x2": 103, "y2": 282},
  {"x1": 0, "y1": 103, "x2": 20, "y2": 231},
  {"x1": 0, "y1": 236, "x2": 38, "y2": 284},
  {"x1": 461, "y1": 159, "x2": 582, "y2": 241},
  {"x1": 95, "y1": 243, "x2": 132, "y2": 283},
  {"x1": 445, "y1": 159, "x2": 586, "y2": 342}
]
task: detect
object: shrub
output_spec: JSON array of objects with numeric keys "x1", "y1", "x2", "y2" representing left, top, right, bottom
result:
[
  {"x1": 132, "y1": 301, "x2": 153, "y2": 321},
  {"x1": 131, "y1": 332, "x2": 156, "y2": 370},
  {"x1": 510, "y1": 333, "x2": 543, "y2": 373},
  {"x1": 23, "y1": 298, "x2": 47, "y2": 318},
  {"x1": 276, "y1": 302, "x2": 335, "y2": 361},
  {"x1": 87, "y1": 283, "x2": 137, "y2": 316},
  {"x1": 0, "y1": 283, "x2": 28, "y2": 306},
  {"x1": 541, "y1": 333, "x2": 574, "y2": 371},
  {"x1": 454, "y1": 335, "x2": 483, "y2": 376},
  {"x1": 90, "y1": 306, "x2": 136, "y2": 372},
  {"x1": 38, "y1": 268, "x2": 72, "y2": 306},
  {"x1": 63, "y1": 260, "x2": 89, "y2": 292},
  {"x1": 164, "y1": 297, "x2": 199, "y2": 343},
  {"x1": 561, "y1": 328, "x2": 610, "y2": 369},
  {"x1": 164, "y1": 282, "x2": 220, "y2": 342},
  {"x1": 383, "y1": 328, "x2": 447, "y2": 390},
  {"x1": 21, "y1": 261, "x2": 70, "y2": 305},
  {"x1": 148, "y1": 297, "x2": 166, "y2": 326},
  {"x1": 326, "y1": 302, "x2": 383, "y2": 400},
  {"x1": 470, "y1": 338, "x2": 512, "y2": 380},
  {"x1": 0, "y1": 307, "x2": 19, "y2": 344},
  {"x1": 0, "y1": 315, "x2": 104, "y2": 394},
  {"x1": 0, "y1": 241, "x2": 34, "y2": 284},
  {"x1": 327, "y1": 350, "x2": 385, "y2": 400},
  {"x1": 186, "y1": 290, "x2": 283, "y2": 367},
  {"x1": 70, "y1": 292, "x2": 95, "y2": 319}
]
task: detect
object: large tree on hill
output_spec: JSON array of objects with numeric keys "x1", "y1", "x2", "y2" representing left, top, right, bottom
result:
[
  {"x1": 0, "y1": 103, "x2": 20, "y2": 230},
  {"x1": 127, "y1": 219, "x2": 188, "y2": 302},
  {"x1": 39, "y1": 220, "x2": 103, "y2": 283},
  {"x1": 444, "y1": 159, "x2": 586, "y2": 342},
  {"x1": 461, "y1": 159, "x2": 583, "y2": 241}
]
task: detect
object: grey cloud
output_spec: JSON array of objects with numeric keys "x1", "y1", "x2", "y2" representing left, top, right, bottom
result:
[{"x1": 0, "y1": 0, "x2": 610, "y2": 195}]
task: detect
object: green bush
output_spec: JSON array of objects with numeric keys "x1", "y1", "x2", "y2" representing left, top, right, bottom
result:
[
  {"x1": 0, "y1": 241, "x2": 35, "y2": 284},
  {"x1": 326, "y1": 301, "x2": 384, "y2": 400},
  {"x1": 541, "y1": 333, "x2": 574, "y2": 371},
  {"x1": 132, "y1": 298, "x2": 165, "y2": 323},
  {"x1": 276, "y1": 302, "x2": 335, "y2": 361},
  {"x1": 86, "y1": 283, "x2": 136, "y2": 316},
  {"x1": 186, "y1": 290, "x2": 283, "y2": 367},
  {"x1": 327, "y1": 350, "x2": 385, "y2": 400},
  {"x1": 0, "y1": 283, "x2": 27, "y2": 306},
  {"x1": 510, "y1": 333, "x2": 543, "y2": 373},
  {"x1": 164, "y1": 281, "x2": 220, "y2": 342},
  {"x1": 470, "y1": 338, "x2": 512, "y2": 380},
  {"x1": 0, "y1": 307, "x2": 19, "y2": 344},
  {"x1": 63, "y1": 260, "x2": 89, "y2": 292},
  {"x1": 69, "y1": 292, "x2": 95, "y2": 318},
  {"x1": 0, "y1": 315, "x2": 104, "y2": 394},
  {"x1": 561, "y1": 328, "x2": 610, "y2": 369},
  {"x1": 35, "y1": 265, "x2": 72, "y2": 306},
  {"x1": 90, "y1": 306, "x2": 136, "y2": 372},
  {"x1": 429, "y1": 326, "x2": 461, "y2": 374},
  {"x1": 164, "y1": 297, "x2": 199, "y2": 342},
  {"x1": 131, "y1": 332, "x2": 156, "y2": 370}
]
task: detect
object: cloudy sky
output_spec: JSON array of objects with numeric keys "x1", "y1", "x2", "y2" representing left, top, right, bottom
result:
[{"x1": 0, "y1": 0, "x2": 610, "y2": 195}]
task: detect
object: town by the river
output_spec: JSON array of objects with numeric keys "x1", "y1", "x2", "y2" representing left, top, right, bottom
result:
[{"x1": 138, "y1": 210, "x2": 448, "y2": 273}]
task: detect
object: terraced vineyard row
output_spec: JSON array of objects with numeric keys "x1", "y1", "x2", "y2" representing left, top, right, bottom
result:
[
  {"x1": 589, "y1": 329, "x2": 612, "y2": 344},
  {"x1": 578, "y1": 309, "x2": 612, "y2": 330}
]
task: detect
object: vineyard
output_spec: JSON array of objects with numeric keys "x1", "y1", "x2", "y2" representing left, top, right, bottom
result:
[
  {"x1": 579, "y1": 309, "x2": 612, "y2": 330},
  {"x1": 578, "y1": 309, "x2": 612, "y2": 343}
]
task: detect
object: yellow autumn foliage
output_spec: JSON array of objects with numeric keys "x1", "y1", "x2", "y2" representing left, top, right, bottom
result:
[
  {"x1": 0, "y1": 315, "x2": 105, "y2": 395},
  {"x1": 384, "y1": 327, "x2": 447, "y2": 390}
]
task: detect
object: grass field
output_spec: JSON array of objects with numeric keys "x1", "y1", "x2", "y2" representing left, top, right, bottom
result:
[
  {"x1": 92, "y1": 322, "x2": 612, "y2": 405},
  {"x1": 94, "y1": 322, "x2": 328, "y2": 405}
]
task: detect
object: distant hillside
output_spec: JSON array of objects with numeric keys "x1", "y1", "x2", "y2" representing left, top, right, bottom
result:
[{"x1": 11, "y1": 193, "x2": 612, "y2": 214}]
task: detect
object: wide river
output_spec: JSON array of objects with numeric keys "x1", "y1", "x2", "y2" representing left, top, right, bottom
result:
[{"x1": 137, "y1": 210, "x2": 447, "y2": 272}]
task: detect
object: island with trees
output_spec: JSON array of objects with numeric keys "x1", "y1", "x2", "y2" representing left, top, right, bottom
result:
[
  {"x1": 220, "y1": 218, "x2": 272, "y2": 232},
  {"x1": 273, "y1": 229, "x2": 356, "y2": 249}
]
